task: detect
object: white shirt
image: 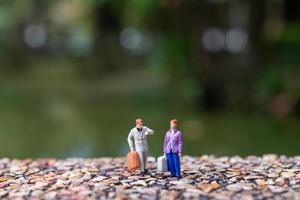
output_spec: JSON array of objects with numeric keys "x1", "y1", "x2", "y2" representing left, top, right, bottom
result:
[
  {"x1": 127, "y1": 126, "x2": 154, "y2": 151},
  {"x1": 170, "y1": 129, "x2": 175, "y2": 150}
]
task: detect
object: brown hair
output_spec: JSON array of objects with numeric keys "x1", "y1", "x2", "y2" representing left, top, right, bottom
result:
[
  {"x1": 170, "y1": 119, "x2": 178, "y2": 124},
  {"x1": 136, "y1": 118, "x2": 143, "y2": 124}
]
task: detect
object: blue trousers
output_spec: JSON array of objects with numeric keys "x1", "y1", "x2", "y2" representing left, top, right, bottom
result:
[{"x1": 166, "y1": 150, "x2": 181, "y2": 177}]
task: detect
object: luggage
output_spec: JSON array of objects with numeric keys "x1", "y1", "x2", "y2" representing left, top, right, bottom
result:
[
  {"x1": 127, "y1": 151, "x2": 141, "y2": 171},
  {"x1": 157, "y1": 155, "x2": 168, "y2": 172}
]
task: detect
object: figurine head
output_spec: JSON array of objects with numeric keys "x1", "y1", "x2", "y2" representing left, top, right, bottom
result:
[
  {"x1": 170, "y1": 119, "x2": 178, "y2": 129},
  {"x1": 135, "y1": 118, "x2": 144, "y2": 128}
]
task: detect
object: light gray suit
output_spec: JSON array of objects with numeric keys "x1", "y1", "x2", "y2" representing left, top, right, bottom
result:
[{"x1": 127, "y1": 126, "x2": 154, "y2": 172}]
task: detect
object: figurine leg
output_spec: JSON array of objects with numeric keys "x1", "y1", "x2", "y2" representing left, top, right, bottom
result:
[
  {"x1": 137, "y1": 151, "x2": 147, "y2": 172},
  {"x1": 166, "y1": 151, "x2": 175, "y2": 177},
  {"x1": 143, "y1": 151, "x2": 148, "y2": 172},
  {"x1": 167, "y1": 156, "x2": 170, "y2": 171},
  {"x1": 173, "y1": 153, "x2": 181, "y2": 178}
]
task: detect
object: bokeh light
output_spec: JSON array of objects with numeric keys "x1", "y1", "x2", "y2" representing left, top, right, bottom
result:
[
  {"x1": 202, "y1": 28, "x2": 225, "y2": 52},
  {"x1": 24, "y1": 24, "x2": 47, "y2": 48},
  {"x1": 225, "y1": 28, "x2": 248, "y2": 53}
]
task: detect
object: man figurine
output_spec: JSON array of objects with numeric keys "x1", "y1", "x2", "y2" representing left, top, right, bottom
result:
[
  {"x1": 127, "y1": 118, "x2": 154, "y2": 176},
  {"x1": 163, "y1": 119, "x2": 183, "y2": 180}
]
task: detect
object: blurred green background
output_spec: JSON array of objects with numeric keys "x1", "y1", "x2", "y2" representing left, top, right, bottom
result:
[{"x1": 0, "y1": 0, "x2": 299, "y2": 158}]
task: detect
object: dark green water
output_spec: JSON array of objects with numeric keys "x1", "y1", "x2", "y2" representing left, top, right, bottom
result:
[{"x1": 0, "y1": 61, "x2": 299, "y2": 158}]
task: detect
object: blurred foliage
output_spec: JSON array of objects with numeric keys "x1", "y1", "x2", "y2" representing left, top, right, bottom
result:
[{"x1": 0, "y1": 0, "x2": 299, "y2": 157}]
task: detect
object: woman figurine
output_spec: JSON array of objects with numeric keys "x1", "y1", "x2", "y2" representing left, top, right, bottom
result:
[{"x1": 163, "y1": 119, "x2": 183, "y2": 180}]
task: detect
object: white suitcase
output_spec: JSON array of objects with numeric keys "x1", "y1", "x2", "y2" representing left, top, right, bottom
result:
[{"x1": 157, "y1": 155, "x2": 168, "y2": 172}]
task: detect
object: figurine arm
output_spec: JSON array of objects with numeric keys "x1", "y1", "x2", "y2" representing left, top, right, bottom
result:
[
  {"x1": 178, "y1": 132, "x2": 183, "y2": 154},
  {"x1": 144, "y1": 126, "x2": 154, "y2": 136},
  {"x1": 163, "y1": 133, "x2": 168, "y2": 154},
  {"x1": 127, "y1": 130, "x2": 135, "y2": 151}
]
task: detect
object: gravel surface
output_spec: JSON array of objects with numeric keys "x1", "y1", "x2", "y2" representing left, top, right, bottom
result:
[{"x1": 1, "y1": 155, "x2": 300, "y2": 199}]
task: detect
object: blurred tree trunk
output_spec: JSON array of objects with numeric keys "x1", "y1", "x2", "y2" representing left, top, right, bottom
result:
[{"x1": 90, "y1": 2, "x2": 121, "y2": 78}]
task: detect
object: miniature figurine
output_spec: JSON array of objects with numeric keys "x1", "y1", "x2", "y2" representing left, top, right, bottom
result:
[
  {"x1": 163, "y1": 119, "x2": 183, "y2": 180},
  {"x1": 127, "y1": 118, "x2": 154, "y2": 176}
]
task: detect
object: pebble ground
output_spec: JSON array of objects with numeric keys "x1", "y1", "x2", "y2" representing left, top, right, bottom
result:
[{"x1": 1, "y1": 155, "x2": 300, "y2": 199}]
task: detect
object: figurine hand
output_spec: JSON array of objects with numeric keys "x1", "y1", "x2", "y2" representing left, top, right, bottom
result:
[
  {"x1": 145, "y1": 130, "x2": 154, "y2": 135},
  {"x1": 145, "y1": 131, "x2": 152, "y2": 135},
  {"x1": 179, "y1": 153, "x2": 182, "y2": 157}
]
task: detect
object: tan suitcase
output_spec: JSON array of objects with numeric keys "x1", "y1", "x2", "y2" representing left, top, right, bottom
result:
[{"x1": 127, "y1": 151, "x2": 141, "y2": 171}]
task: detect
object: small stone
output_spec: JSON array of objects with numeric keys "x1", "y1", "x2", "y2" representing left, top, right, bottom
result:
[
  {"x1": 185, "y1": 188, "x2": 202, "y2": 194},
  {"x1": 266, "y1": 179, "x2": 275, "y2": 185},
  {"x1": 240, "y1": 183, "x2": 254, "y2": 190},
  {"x1": 0, "y1": 190, "x2": 8, "y2": 198},
  {"x1": 243, "y1": 175, "x2": 261, "y2": 180},
  {"x1": 255, "y1": 179, "x2": 268, "y2": 186},
  {"x1": 130, "y1": 180, "x2": 147, "y2": 187},
  {"x1": 69, "y1": 172, "x2": 83, "y2": 180},
  {"x1": 275, "y1": 177, "x2": 286, "y2": 185},
  {"x1": 226, "y1": 184, "x2": 242, "y2": 192},
  {"x1": 9, "y1": 191, "x2": 30, "y2": 198},
  {"x1": 263, "y1": 154, "x2": 278, "y2": 161},
  {"x1": 239, "y1": 192, "x2": 254, "y2": 200},
  {"x1": 225, "y1": 171, "x2": 241, "y2": 178},
  {"x1": 0, "y1": 177, "x2": 14, "y2": 182},
  {"x1": 108, "y1": 179, "x2": 121, "y2": 185},
  {"x1": 31, "y1": 190, "x2": 44, "y2": 197},
  {"x1": 160, "y1": 190, "x2": 179, "y2": 200},
  {"x1": 269, "y1": 185, "x2": 287, "y2": 193},
  {"x1": 78, "y1": 190, "x2": 92, "y2": 196},
  {"x1": 280, "y1": 171, "x2": 295, "y2": 178},
  {"x1": 92, "y1": 176, "x2": 108, "y2": 182},
  {"x1": 267, "y1": 173, "x2": 279, "y2": 178},
  {"x1": 182, "y1": 191, "x2": 200, "y2": 199},
  {"x1": 115, "y1": 193, "x2": 128, "y2": 200},
  {"x1": 197, "y1": 182, "x2": 221, "y2": 193},
  {"x1": 111, "y1": 175, "x2": 121, "y2": 180},
  {"x1": 148, "y1": 180, "x2": 156, "y2": 186}
]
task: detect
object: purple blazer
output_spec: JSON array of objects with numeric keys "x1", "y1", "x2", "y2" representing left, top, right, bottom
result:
[{"x1": 163, "y1": 129, "x2": 183, "y2": 153}]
